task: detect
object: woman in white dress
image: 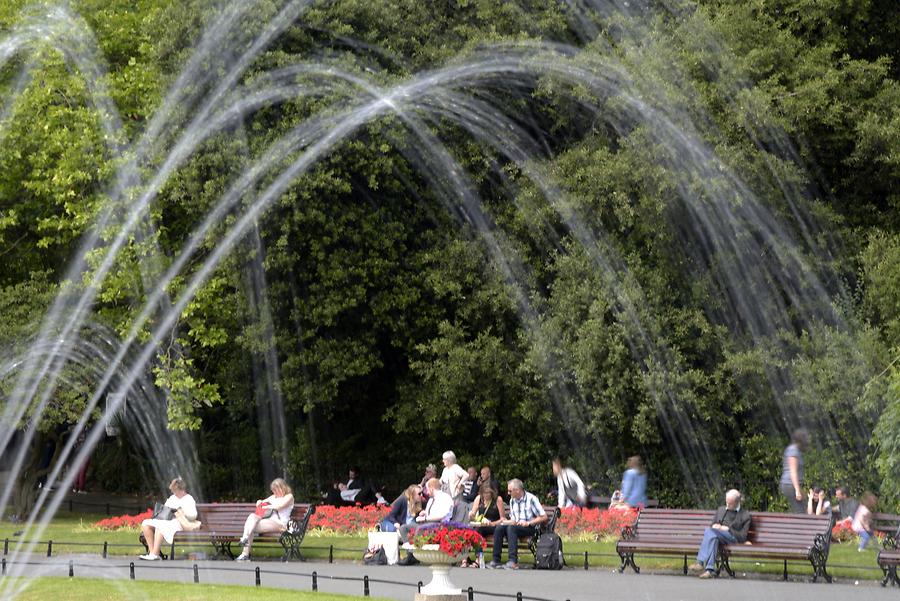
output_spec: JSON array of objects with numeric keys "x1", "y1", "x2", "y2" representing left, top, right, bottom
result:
[
  {"x1": 139, "y1": 478, "x2": 197, "y2": 560},
  {"x1": 235, "y1": 478, "x2": 295, "y2": 561}
]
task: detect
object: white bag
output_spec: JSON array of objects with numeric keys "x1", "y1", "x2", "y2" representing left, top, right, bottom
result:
[{"x1": 367, "y1": 531, "x2": 400, "y2": 565}]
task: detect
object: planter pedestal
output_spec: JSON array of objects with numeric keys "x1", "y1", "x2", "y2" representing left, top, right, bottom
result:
[{"x1": 412, "y1": 546, "x2": 468, "y2": 599}]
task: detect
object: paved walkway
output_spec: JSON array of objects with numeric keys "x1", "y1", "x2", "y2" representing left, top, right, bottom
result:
[{"x1": 2, "y1": 555, "x2": 897, "y2": 601}]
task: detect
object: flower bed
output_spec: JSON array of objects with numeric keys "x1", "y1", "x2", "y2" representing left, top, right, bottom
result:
[
  {"x1": 556, "y1": 507, "x2": 638, "y2": 542},
  {"x1": 308, "y1": 504, "x2": 391, "y2": 535},
  {"x1": 94, "y1": 508, "x2": 152, "y2": 531},
  {"x1": 410, "y1": 522, "x2": 486, "y2": 555}
]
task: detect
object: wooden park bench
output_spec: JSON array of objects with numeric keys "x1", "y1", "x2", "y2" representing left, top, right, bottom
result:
[
  {"x1": 878, "y1": 523, "x2": 900, "y2": 587},
  {"x1": 481, "y1": 505, "x2": 561, "y2": 562},
  {"x1": 874, "y1": 513, "x2": 900, "y2": 547},
  {"x1": 140, "y1": 502, "x2": 314, "y2": 561},
  {"x1": 616, "y1": 508, "x2": 833, "y2": 582}
]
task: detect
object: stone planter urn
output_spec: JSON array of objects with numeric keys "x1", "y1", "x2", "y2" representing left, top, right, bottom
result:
[{"x1": 412, "y1": 544, "x2": 468, "y2": 598}]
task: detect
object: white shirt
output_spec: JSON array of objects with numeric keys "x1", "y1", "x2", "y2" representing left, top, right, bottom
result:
[
  {"x1": 164, "y1": 493, "x2": 197, "y2": 520},
  {"x1": 263, "y1": 494, "x2": 295, "y2": 524},
  {"x1": 557, "y1": 467, "x2": 586, "y2": 508},
  {"x1": 440, "y1": 464, "x2": 469, "y2": 500},
  {"x1": 424, "y1": 490, "x2": 454, "y2": 522}
]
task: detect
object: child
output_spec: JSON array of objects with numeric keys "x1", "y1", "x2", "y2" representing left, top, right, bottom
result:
[{"x1": 851, "y1": 492, "x2": 878, "y2": 551}]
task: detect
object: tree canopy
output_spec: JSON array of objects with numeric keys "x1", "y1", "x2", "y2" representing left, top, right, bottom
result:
[{"x1": 1, "y1": 0, "x2": 898, "y2": 510}]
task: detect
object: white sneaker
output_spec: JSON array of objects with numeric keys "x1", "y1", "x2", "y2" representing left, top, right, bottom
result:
[
  {"x1": 235, "y1": 553, "x2": 250, "y2": 561},
  {"x1": 139, "y1": 554, "x2": 160, "y2": 561}
]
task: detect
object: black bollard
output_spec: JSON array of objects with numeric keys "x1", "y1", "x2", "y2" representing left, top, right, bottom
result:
[
  {"x1": 193, "y1": 563, "x2": 199, "y2": 583},
  {"x1": 3, "y1": 538, "x2": 7, "y2": 555},
  {"x1": 328, "y1": 545, "x2": 333, "y2": 564},
  {"x1": 255, "y1": 566, "x2": 261, "y2": 587},
  {"x1": 417, "y1": 581, "x2": 423, "y2": 593},
  {"x1": 312, "y1": 571, "x2": 318, "y2": 591},
  {"x1": 364, "y1": 575, "x2": 370, "y2": 597},
  {"x1": 584, "y1": 551, "x2": 589, "y2": 570},
  {"x1": 517, "y1": 593, "x2": 523, "y2": 601},
  {"x1": 69, "y1": 560, "x2": 73, "y2": 578},
  {"x1": 47, "y1": 540, "x2": 52, "y2": 557},
  {"x1": 102, "y1": 541, "x2": 108, "y2": 559},
  {"x1": 2, "y1": 558, "x2": 6, "y2": 576},
  {"x1": 129, "y1": 562, "x2": 135, "y2": 580},
  {"x1": 468, "y1": 586, "x2": 474, "y2": 601}
]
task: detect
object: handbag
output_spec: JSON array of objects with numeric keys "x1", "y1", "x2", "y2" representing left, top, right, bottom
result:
[
  {"x1": 153, "y1": 502, "x2": 174, "y2": 521},
  {"x1": 255, "y1": 503, "x2": 274, "y2": 519}
]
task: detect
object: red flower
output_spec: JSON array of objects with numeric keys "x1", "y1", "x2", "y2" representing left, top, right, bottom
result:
[{"x1": 94, "y1": 509, "x2": 153, "y2": 530}]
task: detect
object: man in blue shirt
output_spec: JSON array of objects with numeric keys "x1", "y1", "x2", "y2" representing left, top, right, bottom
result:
[{"x1": 487, "y1": 479, "x2": 547, "y2": 570}]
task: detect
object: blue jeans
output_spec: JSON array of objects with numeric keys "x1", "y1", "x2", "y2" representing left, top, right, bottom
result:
[
  {"x1": 382, "y1": 516, "x2": 415, "y2": 534},
  {"x1": 697, "y1": 527, "x2": 736, "y2": 570},
  {"x1": 858, "y1": 529, "x2": 875, "y2": 551},
  {"x1": 492, "y1": 525, "x2": 533, "y2": 564}
]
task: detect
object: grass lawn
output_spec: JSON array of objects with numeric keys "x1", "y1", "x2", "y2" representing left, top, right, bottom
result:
[
  {"x1": 0, "y1": 514, "x2": 885, "y2": 582},
  {"x1": 2, "y1": 577, "x2": 380, "y2": 601}
]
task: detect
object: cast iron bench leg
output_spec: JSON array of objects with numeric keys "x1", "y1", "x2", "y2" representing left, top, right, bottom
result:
[{"x1": 617, "y1": 552, "x2": 639, "y2": 574}]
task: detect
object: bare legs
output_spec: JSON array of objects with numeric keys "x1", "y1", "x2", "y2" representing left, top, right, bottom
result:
[
  {"x1": 139, "y1": 521, "x2": 166, "y2": 557},
  {"x1": 238, "y1": 515, "x2": 284, "y2": 557}
]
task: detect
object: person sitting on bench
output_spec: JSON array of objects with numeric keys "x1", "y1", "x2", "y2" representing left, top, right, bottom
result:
[
  {"x1": 235, "y1": 478, "x2": 295, "y2": 561},
  {"x1": 399, "y1": 478, "x2": 453, "y2": 543},
  {"x1": 139, "y1": 477, "x2": 197, "y2": 561},
  {"x1": 689, "y1": 489, "x2": 751, "y2": 578},
  {"x1": 487, "y1": 479, "x2": 547, "y2": 570}
]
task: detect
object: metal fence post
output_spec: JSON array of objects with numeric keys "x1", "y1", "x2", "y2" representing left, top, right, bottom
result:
[
  {"x1": 517, "y1": 592, "x2": 523, "y2": 601},
  {"x1": 129, "y1": 561, "x2": 135, "y2": 580},
  {"x1": 102, "y1": 541, "x2": 108, "y2": 558},
  {"x1": 468, "y1": 586, "x2": 474, "y2": 601},
  {"x1": 584, "y1": 551, "x2": 589, "y2": 570},
  {"x1": 417, "y1": 581, "x2": 422, "y2": 593},
  {"x1": 312, "y1": 571, "x2": 318, "y2": 591},
  {"x1": 329, "y1": 545, "x2": 334, "y2": 563},
  {"x1": 68, "y1": 560, "x2": 73, "y2": 578},
  {"x1": 193, "y1": 563, "x2": 199, "y2": 583},
  {"x1": 2, "y1": 558, "x2": 6, "y2": 576},
  {"x1": 3, "y1": 538, "x2": 7, "y2": 555},
  {"x1": 255, "y1": 566, "x2": 261, "y2": 587},
  {"x1": 364, "y1": 575, "x2": 370, "y2": 597},
  {"x1": 47, "y1": 540, "x2": 52, "y2": 557}
]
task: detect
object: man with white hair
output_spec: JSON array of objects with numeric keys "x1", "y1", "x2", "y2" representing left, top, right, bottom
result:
[
  {"x1": 689, "y1": 489, "x2": 751, "y2": 578},
  {"x1": 487, "y1": 479, "x2": 547, "y2": 570},
  {"x1": 439, "y1": 450, "x2": 470, "y2": 522}
]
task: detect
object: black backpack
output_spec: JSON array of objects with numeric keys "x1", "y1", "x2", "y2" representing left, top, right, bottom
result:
[{"x1": 534, "y1": 532, "x2": 564, "y2": 570}]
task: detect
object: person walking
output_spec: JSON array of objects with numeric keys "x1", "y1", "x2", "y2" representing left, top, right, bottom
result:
[{"x1": 779, "y1": 428, "x2": 809, "y2": 513}]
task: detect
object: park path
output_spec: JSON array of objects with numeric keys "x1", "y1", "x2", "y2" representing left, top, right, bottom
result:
[{"x1": 2, "y1": 555, "x2": 898, "y2": 601}]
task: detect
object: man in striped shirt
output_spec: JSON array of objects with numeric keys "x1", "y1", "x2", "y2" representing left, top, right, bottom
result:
[{"x1": 487, "y1": 479, "x2": 547, "y2": 570}]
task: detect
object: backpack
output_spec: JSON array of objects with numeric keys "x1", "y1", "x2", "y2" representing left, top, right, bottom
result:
[
  {"x1": 533, "y1": 533, "x2": 564, "y2": 570},
  {"x1": 363, "y1": 545, "x2": 387, "y2": 565}
]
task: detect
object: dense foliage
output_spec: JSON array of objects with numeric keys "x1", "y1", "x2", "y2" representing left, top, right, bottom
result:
[{"x1": 1, "y1": 0, "x2": 899, "y2": 512}]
